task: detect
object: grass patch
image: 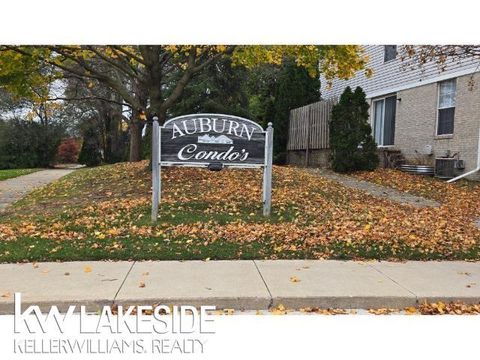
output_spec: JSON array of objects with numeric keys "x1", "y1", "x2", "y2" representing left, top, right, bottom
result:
[
  {"x1": 0, "y1": 168, "x2": 40, "y2": 181},
  {"x1": 1, "y1": 236, "x2": 478, "y2": 263},
  {"x1": 0, "y1": 161, "x2": 479, "y2": 263}
]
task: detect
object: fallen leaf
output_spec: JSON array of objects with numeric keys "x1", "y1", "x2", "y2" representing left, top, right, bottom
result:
[
  {"x1": 270, "y1": 304, "x2": 288, "y2": 315},
  {"x1": 290, "y1": 276, "x2": 301, "y2": 283},
  {"x1": 83, "y1": 266, "x2": 92, "y2": 273},
  {"x1": 300, "y1": 307, "x2": 350, "y2": 315},
  {"x1": 368, "y1": 308, "x2": 398, "y2": 315},
  {"x1": 139, "y1": 281, "x2": 146, "y2": 288},
  {"x1": 418, "y1": 301, "x2": 480, "y2": 315},
  {"x1": 404, "y1": 306, "x2": 417, "y2": 314}
]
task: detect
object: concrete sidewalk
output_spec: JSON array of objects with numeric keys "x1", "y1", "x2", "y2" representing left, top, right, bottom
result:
[
  {"x1": 1, "y1": 260, "x2": 480, "y2": 313},
  {"x1": 308, "y1": 169, "x2": 440, "y2": 208},
  {"x1": 0, "y1": 169, "x2": 74, "y2": 212}
]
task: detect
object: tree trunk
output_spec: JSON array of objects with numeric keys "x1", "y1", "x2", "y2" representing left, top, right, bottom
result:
[
  {"x1": 129, "y1": 81, "x2": 148, "y2": 162},
  {"x1": 129, "y1": 116, "x2": 142, "y2": 162},
  {"x1": 109, "y1": 114, "x2": 123, "y2": 162},
  {"x1": 103, "y1": 107, "x2": 123, "y2": 163},
  {"x1": 104, "y1": 113, "x2": 112, "y2": 162}
]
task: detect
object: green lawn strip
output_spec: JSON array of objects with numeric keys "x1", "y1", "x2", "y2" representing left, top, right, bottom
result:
[
  {"x1": 0, "y1": 235, "x2": 478, "y2": 263},
  {"x1": 0, "y1": 236, "x2": 271, "y2": 263},
  {"x1": 0, "y1": 168, "x2": 41, "y2": 181},
  {"x1": 5, "y1": 195, "x2": 475, "y2": 262},
  {"x1": 134, "y1": 201, "x2": 302, "y2": 227}
]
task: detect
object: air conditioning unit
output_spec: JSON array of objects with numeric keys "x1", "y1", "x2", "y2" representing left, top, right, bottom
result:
[{"x1": 435, "y1": 158, "x2": 458, "y2": 179}]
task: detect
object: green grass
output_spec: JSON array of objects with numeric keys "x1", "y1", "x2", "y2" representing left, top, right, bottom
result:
[
  {"x1": 1, "y1": 235, "x2": 479, "y2": 263},
  {"x1": 0, "y1": 168, "x2": 40, "y2": 181},
  {"x1": 1, "y1": 194, "x2": 478, "y2": 263},
  {"x1": 1, "y1": 161, "x2": 479, "y2": 263}
]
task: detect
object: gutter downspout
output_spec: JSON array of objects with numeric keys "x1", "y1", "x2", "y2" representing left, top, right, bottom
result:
[{"x1": 447, "y1": 121, "x2": 480, "y2": 183}]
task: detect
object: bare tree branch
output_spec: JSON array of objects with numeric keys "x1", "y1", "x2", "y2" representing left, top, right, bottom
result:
[
  {"x1": 46, "y1": 96, "x2": 131, "y2": 108},
  {"x1": 400, "y1": 45, "x2": 480, "y2": 72}
]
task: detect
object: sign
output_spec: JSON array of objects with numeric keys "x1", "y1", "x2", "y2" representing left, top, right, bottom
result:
[
  {"x1": 151, "y1": 114, "x2": 273, "y2": 222},
  {"x1": 160, "y1": 114, "x2": 266, "y2": 167}
]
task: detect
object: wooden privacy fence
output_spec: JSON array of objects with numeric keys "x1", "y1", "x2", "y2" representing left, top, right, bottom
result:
[{"x1": 287, "y1": 99, "x2": 337, "y2": 164}]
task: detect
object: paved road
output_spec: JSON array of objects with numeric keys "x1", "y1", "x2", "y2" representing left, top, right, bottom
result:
[
  {"x1": 0, "y1": 169, "x2": 74, "y2": 212},
  {"x1": 1, "y1": 259, "x2": 479, "y2": 313}
]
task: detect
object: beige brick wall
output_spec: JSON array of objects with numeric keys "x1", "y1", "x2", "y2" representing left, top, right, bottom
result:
[{"x1": 388, "y1": 73, "x2": 480, "y2": 179}]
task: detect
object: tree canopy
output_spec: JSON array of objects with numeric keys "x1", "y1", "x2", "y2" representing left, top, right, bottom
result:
[{"x1": 0, "y1": 45, "x2": 369, "y2": 161}]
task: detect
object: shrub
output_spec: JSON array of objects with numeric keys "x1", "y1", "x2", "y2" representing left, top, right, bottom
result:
[
  {"x1": 56, "y1": 138, "x2": 80, "y2": 163},
  {"x1": 0, "y1": 119, "x2": 64, "y2": 169},
  {"x1": 329, "y1": 86, "x2": 379, "y2": 173}
]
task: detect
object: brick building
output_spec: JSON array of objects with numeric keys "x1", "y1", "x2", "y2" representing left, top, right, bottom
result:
[{"x1": 319, "y1": 45, "x2": 480, "y2": 180}]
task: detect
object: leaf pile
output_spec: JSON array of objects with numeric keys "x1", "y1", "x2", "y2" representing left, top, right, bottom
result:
[
  {"x1": 0, "y1": 162, "x2": 479, "y2": 262},
  {"x1": 417, "y1": 301, "x2": 480, "y2": 315}
]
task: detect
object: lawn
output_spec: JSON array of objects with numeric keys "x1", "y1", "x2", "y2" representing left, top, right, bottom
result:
[
  {"x1": 0, "y1": 168, "x2": 40, "y2": 181},
  {"x1": 0, "y1": 162, "x2": 479, "y2": 263}
]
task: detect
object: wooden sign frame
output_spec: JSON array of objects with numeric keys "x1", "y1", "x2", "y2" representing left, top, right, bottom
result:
[{"x1": 151, "y1": 113, "x2": 273, "y2": 222}]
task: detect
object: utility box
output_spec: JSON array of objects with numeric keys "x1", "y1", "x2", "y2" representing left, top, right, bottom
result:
[{"x1": 435, "y1": 158, "x2": 459, "y2": 179}]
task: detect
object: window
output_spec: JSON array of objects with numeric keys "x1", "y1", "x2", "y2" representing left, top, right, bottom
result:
[
  {"x1": 384, "y1": 45, "x2": 397, "y2": 62},
  {"x1": 437, "y1": 79, "x2": 456, "y2": 135},
  {"x1": 373, "y1": 95, "x2": 397, "y2": 146}
]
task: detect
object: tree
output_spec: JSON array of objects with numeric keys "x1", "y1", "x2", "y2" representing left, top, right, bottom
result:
[
  {"x1": 329, "y1": 86, "x2": 378, "y2": 173},
  {"x1": 171, "y1": 57, "x2": 320, "y2": 164},
  {"x1": 0, "y1": 45, "x2": 369, "y2": 162},
  {"x1": 270, "y1": 59, "x2": 320, "y2": 163},
  {"x1": 60, "y1": 78, "x2": 128, "y2": 164},
  {"x1": 245, "y1": 64, "x2": 278, "y2": 127},
  {"x1": 78, "y1": 119, "x2": 102, "y2": 167},
  {"x1": 0, "y1": 84, "x2": 66, "y2": 169},
  {"x1": 171, "y1": 57, "x2": 250, "y2": 118}
]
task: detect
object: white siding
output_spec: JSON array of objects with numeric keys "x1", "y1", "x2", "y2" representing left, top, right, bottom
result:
[{"x1": 320, "y1": 45, "x2": 480, "y2": 99}]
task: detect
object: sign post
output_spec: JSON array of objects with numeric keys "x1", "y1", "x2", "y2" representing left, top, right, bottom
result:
[
  {"x1": 151, "y1": 116, "x2": 160, "y2": 222},
  {"x1": 151, "y1": 114, "x2": 273, "y2": 222},
  {"x1": 262, "y1": 122, "x2": 273, "y2": 216}
]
